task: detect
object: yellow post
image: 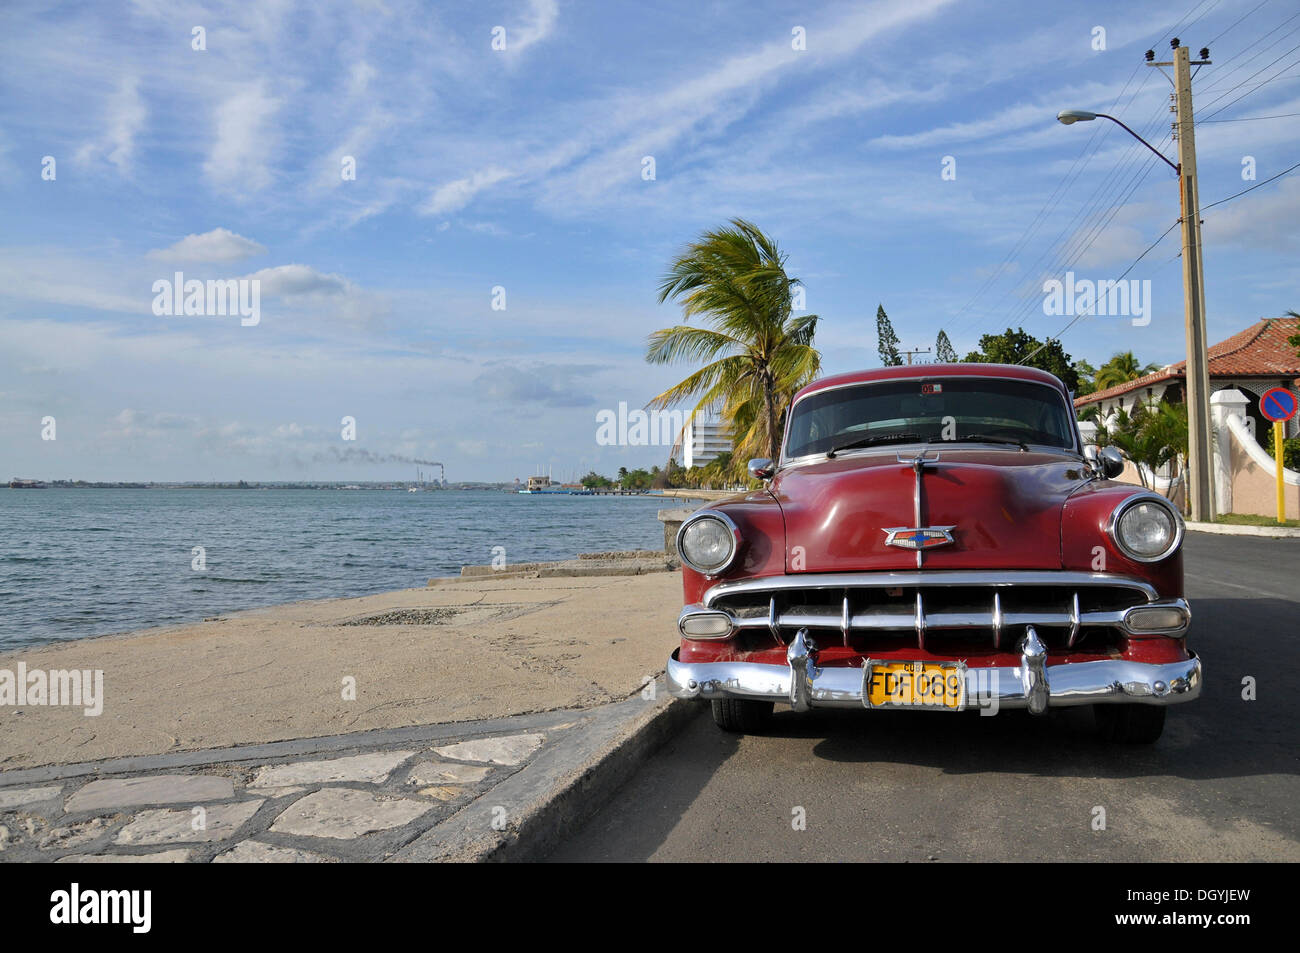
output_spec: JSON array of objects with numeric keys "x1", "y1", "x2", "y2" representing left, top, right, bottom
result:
[{"x1": 1276, "y1": 420, "x2": 1286, "y2": 525}]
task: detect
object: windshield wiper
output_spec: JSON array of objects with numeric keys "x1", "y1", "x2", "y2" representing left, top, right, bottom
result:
[
  {"x1": 929, "y1": 434, "x2": 1030, "y2": 452},
  {"x1": 827, "y1": 432, "x2": 922, "y2": 458}
]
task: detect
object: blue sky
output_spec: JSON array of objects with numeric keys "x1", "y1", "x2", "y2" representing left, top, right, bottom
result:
[{"x1": 2, "y1": 0, "x2": 1297, "y2": 482}]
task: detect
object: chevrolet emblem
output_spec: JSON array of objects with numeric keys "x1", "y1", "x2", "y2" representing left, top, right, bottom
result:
[{"x1": 882, "y1": 526, "x2": 956, "y2": 550}]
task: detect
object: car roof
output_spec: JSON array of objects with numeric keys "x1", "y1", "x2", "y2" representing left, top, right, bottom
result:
[{"x1": 792, "y1": 363, "x2": 1069, "y2": 404}]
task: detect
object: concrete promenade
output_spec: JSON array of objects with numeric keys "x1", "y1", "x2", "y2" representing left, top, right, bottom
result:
[{"x1": 0, "y1": 565, "x2": 685, "y2": 861}]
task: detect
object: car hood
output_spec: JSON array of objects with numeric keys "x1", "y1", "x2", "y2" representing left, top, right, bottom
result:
[{"x1": 771, "y1": 449, "x2": 1091, "y2": 572}]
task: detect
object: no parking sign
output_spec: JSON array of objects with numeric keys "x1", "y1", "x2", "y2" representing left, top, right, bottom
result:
[
  {"x1": 1260, "y1": 387, "x2": 1298, "y2": 423},
  {"x1": 1258, "y1": 387, "x2": 1296, "y2": 525}
]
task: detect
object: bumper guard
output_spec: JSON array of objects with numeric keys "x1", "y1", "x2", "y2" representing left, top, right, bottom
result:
[{"x1": 667, "y1": 626, "x2": 1202, "y2": 712}]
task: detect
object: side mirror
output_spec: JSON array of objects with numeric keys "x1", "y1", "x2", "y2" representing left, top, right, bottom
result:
[
  {"x1": 1100, "y1": 446, "x2": 1125, "y2": 479},
  {"x1": 1084, "y1": 445, "x2": 1124, "y2": 479},
  {"x1": 748, "y1": 458, "x2": 775, "y2": 480}
]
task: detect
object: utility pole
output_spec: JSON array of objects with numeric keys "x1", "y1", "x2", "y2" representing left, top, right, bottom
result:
[
  {"x1": 1154, "y1": 40, "x2": 1214, "y2": 522},
  {"x1": 902, "y1": 346, "x2": 931, "y2": 365}
]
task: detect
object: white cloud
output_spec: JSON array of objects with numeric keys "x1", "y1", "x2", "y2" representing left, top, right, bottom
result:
[
  {"x1": 507, "y1": 0, "x2": 559, "y2": 56},
  {"x1": 245, "y1": 264, "x2": 351, "y2": 296},
  {"x1": 1205, "y1": 175, "x2": 1300, "y2": 252},
  {"x1": 203, "y1": 82, "x2": 282, "y2": 192},
  {"x1": 0, "y1": 251, "x2": 145, "y2": 314},
  {"x1": 420, "y1": 167, "x2": 512, "y2": 215},
  {"x1": 75, "y1": 76, "x2": 146, "y2": 174},
  {"x1": 148, "y1": 228, "x2": 267, "y2": 263}
]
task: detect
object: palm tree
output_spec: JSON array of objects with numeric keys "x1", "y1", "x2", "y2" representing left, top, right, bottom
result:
[
  {"x1": 646, "y1": 219, "x2": 821, "y2": 465},
  {"x1": 1094, "y1": 351, "x2": 1160, "y2": 391}
]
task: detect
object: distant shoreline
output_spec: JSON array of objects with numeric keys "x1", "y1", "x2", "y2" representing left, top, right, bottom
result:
[
  {"x1": 6, "y1": 482, "x2": 515, "y2": 491},
  {"x1": 5, "y1": 483, "x2": 727, "y2": 497}
]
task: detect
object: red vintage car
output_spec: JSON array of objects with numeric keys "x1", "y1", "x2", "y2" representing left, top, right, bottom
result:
[{"x1": 666, "y1": 363, "x2": 1200, "y2": 743}]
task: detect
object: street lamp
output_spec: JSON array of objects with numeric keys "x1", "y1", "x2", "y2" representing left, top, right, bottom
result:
[
  {"x1": 1056, "y1": 72, "x2": 1215, "y2": 523},
  {"x1": 1055, "y1": 110, "x2": 1179, "y2": 173}
]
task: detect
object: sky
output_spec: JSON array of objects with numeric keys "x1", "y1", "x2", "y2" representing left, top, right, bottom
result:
[{"x1": 1, "y1": 0, "x2": 1297, "y2": 483}]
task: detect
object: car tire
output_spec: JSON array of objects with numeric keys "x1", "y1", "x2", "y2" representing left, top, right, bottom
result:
[
  {"x1": 1094, "y1": 704, "x2": 1166, "y2": 744},
  {"x1": 710, "y1": 698, "x2": 773, "y2": 733}
]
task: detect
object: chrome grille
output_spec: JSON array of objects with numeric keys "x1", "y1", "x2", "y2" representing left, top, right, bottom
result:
[{"x1": 704, "y1": 571, "x2": 1154, "y2": 651}]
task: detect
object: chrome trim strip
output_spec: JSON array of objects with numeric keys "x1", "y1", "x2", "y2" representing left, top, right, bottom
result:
[
  {"x1": 767, "y1": 596, "x2": 783, "y2": 645},
  {"x1": 840, "y1": 594, "x2": 850, "y2": 647},
  {"x1": 992, "y1": 591, "x2": 1003, "y2": 649},
  {"x1": 703, "y1": 571, "x2": 1159, "y2": 606},
  {"x1": 666, "y1": 650, "x2": 1202, "y2": 711},
  {"x1": 913, "y1": 453, "x2": 923, "y2": 569},
  {"x1": 1067, "y1": 592, "x2": 1082, "y2": 648},
  {"x1": 728, "y1": 607, "x2": 1130, "y2": 632},
  {"x1": 914, "y1": 592, "x2": 926, "y2": 650}
]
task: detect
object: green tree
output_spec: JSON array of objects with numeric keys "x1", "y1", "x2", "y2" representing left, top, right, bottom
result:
[
  {"x1": 1094, "y1": 351, "x2": 1160, "y2": 392},
  {"x1": 935, "y1": 329, "x2": 958, "y2": 363},
  {"x1": 1266, "y1": 425, "x2": 1300, "y2": 471},
  {"x1": 962, "y1": 327, "x2": 1080, "y2": 392},
  {"x1": 1074, "y1": 359, "x2": 1097, "y2": 397},
  {"x1": 877, "y1": 304, "x2": 902, "y2": 366},
  {"x1": 699, "y1": 450, "x2": 733, "y2": 489},
  {"x1": 1096, "y1": 400, "x2": 1187, "y2": 502},
  {"x1": 647, "y1": 219, "x2": 821, "y2": 464},
  {"x1": 1285, "y1": 310, "x2": 1299, "y2": 360}
]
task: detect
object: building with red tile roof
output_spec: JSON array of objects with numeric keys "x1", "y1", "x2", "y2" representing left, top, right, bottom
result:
[{"x1": 1074, "y1": 316, "x2": 1300, "y2": 442}]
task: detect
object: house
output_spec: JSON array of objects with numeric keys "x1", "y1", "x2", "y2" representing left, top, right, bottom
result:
[{"x1": 1074, "y1": 316, "x2": 1300, "y2": 447}]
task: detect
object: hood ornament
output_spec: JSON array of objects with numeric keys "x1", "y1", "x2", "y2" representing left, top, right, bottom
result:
[
  {"x1": 895, "y1": 450, "x2": 946, "y2": 567},
  {"x1": 883, "y1": 526, "x2": 956, "y2": 550}
]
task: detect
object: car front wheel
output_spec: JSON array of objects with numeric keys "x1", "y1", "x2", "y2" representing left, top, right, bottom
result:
[
  {"x1": 710, "y1": 698, "x2": 773, "y2": 734},
  {"x1": 1094, "y1": 704, "x2": 1166, "y2": 744}
]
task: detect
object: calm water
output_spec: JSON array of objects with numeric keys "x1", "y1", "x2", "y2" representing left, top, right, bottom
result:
[{"x1": 0, "y1": 489, "x2": 670, "y2": 649}]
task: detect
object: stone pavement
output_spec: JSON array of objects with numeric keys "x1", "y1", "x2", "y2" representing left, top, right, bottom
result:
[
  {"x1": 1, "y1": 570, "x2": 681, "y2": 770},
  {"x1": 0, "y1": 691, "x2": 692, "y2": 863}
]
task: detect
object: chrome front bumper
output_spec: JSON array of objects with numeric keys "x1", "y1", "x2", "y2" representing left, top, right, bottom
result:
[{"x1": 666, "y1": 627, "x2": 1202, "y2": 713}]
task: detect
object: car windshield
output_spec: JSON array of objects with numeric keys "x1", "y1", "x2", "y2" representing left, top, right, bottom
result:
[{"x1": 784, "y1": 377, "x2": 1077, "y2": 460}]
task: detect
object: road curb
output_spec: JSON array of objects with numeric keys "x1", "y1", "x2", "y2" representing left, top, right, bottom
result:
[
  {"x1": 389, "y1": 685, "x2": 699, "y2": 862},
  {"x1": 1186, "y1": 521, "x2": 1300, "y2": 538}
]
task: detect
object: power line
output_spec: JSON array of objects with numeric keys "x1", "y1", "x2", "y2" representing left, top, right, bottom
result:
[
  {"x1": 944, "y1": 66, "x2": 1152, "y2": 336},
  {"x1": 1199, "y1": 109, "x2": 1300, "y2": 121},
  {"x1": 1020, "y1": 159, "x2": 1300, "y2": 363},
  {"x1": 1198, "y1": 37, "x2": 1300, "y2": 109},
  {"x1": 1198, "y1": 11, "x2": 1300, "y2": 93},
  {"x1": 953, "y1": 0, "x2": 1217, "y2": 344},
  {"x1": 1208, "y1": 0, "x2": 1271, "y2": 46},
  {"x1": 1201, "y1": 158, "x2": 1300, "y2": 210},
  {"x1": 1201, "y1": 57, "x2": 1300, "y2": 119},
  {"x1": 1016, "y1": 220, "x2": 1181, "y2": 365},
  {"x1": 957, "y1": 93, "x2": 1170, "y2": 339}
]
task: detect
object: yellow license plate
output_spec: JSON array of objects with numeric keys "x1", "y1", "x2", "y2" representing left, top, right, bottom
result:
[{"x1": 864, "y1": 660, "x2": 966, "y2": 710}]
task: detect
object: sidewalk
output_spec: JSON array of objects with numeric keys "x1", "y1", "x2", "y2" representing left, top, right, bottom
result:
[
  {"x1": 0, "y1": 567, "x2": 690, "y2": 861},
  {"x1": 0, "y1": 571, "x2": 681, "y2": 770},
  {"x1": 0, "y1": 690, "x2": 694, "y2": 863}
]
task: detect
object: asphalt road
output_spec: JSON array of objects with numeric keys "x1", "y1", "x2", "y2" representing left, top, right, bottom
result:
[{"x1": 549, "y1": 533, "x2": 1299, "y2": 862}]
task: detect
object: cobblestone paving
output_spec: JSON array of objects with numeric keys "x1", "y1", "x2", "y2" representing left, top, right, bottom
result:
[{"x1": 0, "y1": 722, "x2": 565, "y2": 863}]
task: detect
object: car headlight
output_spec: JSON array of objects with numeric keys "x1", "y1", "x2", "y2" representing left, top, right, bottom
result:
[
  {"x1": 677, "y1": 513, "x2": 740, "y2": 575},
  {"x1": 1109, "y1": 495, "x2": 1183, "y2": 562}
]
